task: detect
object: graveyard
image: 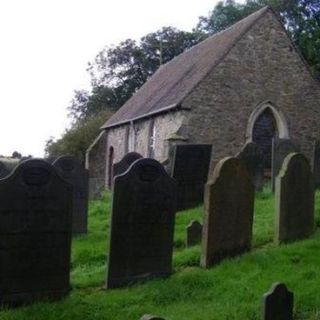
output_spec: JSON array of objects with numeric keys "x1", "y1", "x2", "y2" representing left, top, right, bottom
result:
[
  {"x1": 0, "y1": 3, "x2": 319, "y2": 319},
  {"x1": 0, "y1": 184, "x2": 319, "y2": 319}
]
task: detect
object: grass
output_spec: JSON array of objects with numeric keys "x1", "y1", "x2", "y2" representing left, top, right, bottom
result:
[{"x1": 1, "y1": 188, "x2": 320, "y2": 319}]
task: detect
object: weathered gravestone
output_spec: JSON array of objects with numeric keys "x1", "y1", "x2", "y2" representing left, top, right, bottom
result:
[
  {"x1": 171, "y1": 144, "x2": 212, "y2": 210},
  {"x1": 262, "y1": 282, "x2": 293, "y2": 320},
  {"x1": 275, "y1": 153, "x2": 314, "y2": 244},
  {"x1": 0, "y1": 159, "x2": 20, "y2": 179},
  {"x1": 112, "y1": 152, "x2": 143, "y2": 180},
  {"x1": 53, "y1": 156, "x2": 89, "y2": 234},
  {"x1": 106, "y1": 158, "x2": 177, "y2": 289},
  {"x1": 201, "y1": 157, "x2": 255, "y2": 267},
  {"x1": 140, "y1": 315, "x2": 165, "y2": 320},
  {"x1": 186, "y1": 220, "x2": 202, "y2": 247},
  {"x1": 0, "y1": 161, "x2": 10, "y2": 178},
  {"x1": 312, "y1": 140, "x2": 320, "y2": 188},
  {"x1": 272, "y1": 139, "x2": 299, "y2": 192},
  {"x1": 0, "y1": 159, "x2": 73, "y2": 305},
  {"x1": 237, "y1": 142, "x2": 264, "y2": 191}
]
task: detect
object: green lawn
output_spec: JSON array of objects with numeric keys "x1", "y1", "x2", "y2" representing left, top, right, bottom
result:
[{"x1": 1, "y1": 188, "x2": 320, "y2": 319}]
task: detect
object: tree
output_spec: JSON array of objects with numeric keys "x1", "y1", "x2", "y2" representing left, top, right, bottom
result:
[
  {"x1": 86, "y1": 27, "x2": 204, "y2": 112},
  {"x1": 45, "y1": 110, "x2": 113, "y2": 163},
  {"x1": 196, "y1": 0, "x2": 320, "y2": 78},
  {"x1": 68, "y1": 87, "x2": 119, "y2": 122}
]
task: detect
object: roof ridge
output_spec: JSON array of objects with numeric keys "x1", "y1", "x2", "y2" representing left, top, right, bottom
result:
[{"x1": 102, "y1": 6, "x2": 272, "y2": 129}]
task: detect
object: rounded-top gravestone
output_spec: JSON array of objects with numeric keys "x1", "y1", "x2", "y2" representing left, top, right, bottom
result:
[
  {"x1": 275, "y1": 152, "x2": 314, "y2": 244},
  {"x1": 106, "y1": 158, "x2": 177, "y2": 289},
  {"x1": 0, "y1": 159, "x2": 73, "y2": 305},
  {"x1": 201, "y1": 157, "x2": 255, "y2": 268},
  {"x1": 53, "y1": 156, "x2": 89, "y2": 234},
  {"x1": 112, "y1": 152, "x2": 143, "y2": 181}
]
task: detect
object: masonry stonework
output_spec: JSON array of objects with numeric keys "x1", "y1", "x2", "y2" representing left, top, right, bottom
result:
[
  {"x1": 181, "y1": 10, "x2": 320, "y2": 168},
  {"x1": 95, "y1": 7, "x2": 320, "y2": 190}
]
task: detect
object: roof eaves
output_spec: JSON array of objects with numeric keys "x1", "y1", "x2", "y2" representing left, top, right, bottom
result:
[{"x1": 101, "y1": 103, "x2": 188, "y2": 130}]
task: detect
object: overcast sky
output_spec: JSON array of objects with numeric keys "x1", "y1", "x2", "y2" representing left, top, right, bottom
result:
[{"x1": 0, "y1": 0, "x2": 221, "y2": 157}]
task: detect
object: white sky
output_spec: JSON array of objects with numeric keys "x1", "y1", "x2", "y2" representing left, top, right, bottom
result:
[{"x1": 0, "y1": 0, "x2": 220, "y2": 157}]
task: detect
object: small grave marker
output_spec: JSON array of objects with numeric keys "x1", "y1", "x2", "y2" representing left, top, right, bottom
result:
[
  {"x1": 186, "y1": 220, "x2": 202, "y2": 247},
  {"x1": 140, "y1": 315, "x2": 165, "y2": 320},
  {"x1": 262, "y1": 282, "x2": 293, "y2": 320}
]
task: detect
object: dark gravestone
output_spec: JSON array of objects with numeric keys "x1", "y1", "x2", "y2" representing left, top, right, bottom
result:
[
  {"x1": 186, "y1": 220, "x2": 202, "y2": 247},
  {"x1": 262, "y1": 282, "x2": 293, "y2": 320},
  {"x1": 106, "y1": 158, "x2": 177, "y2": 289},
  {"x1": 272, "y1": 139, "x2": 299, "y2": 192},
  {"x1": 112, "y1": 152, "x2": 143, "y2": 180},
  {"x1": 275, "y1": 153, "x2": 314, "y2": 244},
  {"x1": 237, "y1": 142, "x2": 264, "y2": 191},
  {"x1": 0, "y1": 159, "x2": 72, "y2": 305},
  {"x1": 140, "y1": 315, "x2": 165, "y2": 320},
  {"x1": 53, "y1": 156, "x2": 89, "y2": 234},
  {"x1": 201, "y1": 157, "x2": 255, "y2": 268},
  {"x1": 0, "y1": 161, "x2": 10, "y2": 178},
  {"x1": 312, "y1": 140, "x2": 320, "y2": 188},
  {"x1": 0, "y1": 159, "x2": 19, "y2": 179},
  {"x1": 172, "y1": 144, "x2": 212, "y2": 210}
]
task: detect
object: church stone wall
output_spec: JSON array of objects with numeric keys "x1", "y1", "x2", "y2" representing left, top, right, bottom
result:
[
  {"x1": 105, "y1": 110, "x2": 187, "y2": 187},
  {"x1": 102, "y1": 9, "x2": 320, "y2": 188},
  {"x1": 181, "y1": 10, "x2": 320, "y2": 169}
]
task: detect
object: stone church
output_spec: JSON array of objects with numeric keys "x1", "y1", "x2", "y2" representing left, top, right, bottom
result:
[{"x1": 86, "y1": 6, "x2": 320, "y2": 197}]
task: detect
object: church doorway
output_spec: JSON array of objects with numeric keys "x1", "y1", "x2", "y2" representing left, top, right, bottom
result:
[{"x1": 252, "y1": 108, "x2": 278, "y2": 170}]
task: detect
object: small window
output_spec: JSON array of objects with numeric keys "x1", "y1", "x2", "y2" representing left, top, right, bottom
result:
[{"x1": 128, "y1": 124, "x2": 135, "y2": 152}]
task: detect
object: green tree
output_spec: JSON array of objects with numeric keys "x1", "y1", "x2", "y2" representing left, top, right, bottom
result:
[
  {"x1": 45, "y1": 110, "x2": 113, "y2": 162},
  {"x1": 86, "y1": 27, "x2": 203, "y2": 108},
  {"x1": 196, "y1": 0, "x2": 320, "y2": 78}
]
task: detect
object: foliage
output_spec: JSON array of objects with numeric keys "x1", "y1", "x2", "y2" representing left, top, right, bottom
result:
[
  {"x1": 49, "y1": 0, "x2": 319, "y2": 159},
  {"x1": 196, "y1": 0, "x2": 320, "y2": 78},
  {"x1": 45, "y1": 110, "x2": 113, "y2": 163},
  {"x1": 82, "y1": 27, "x2": 203, "y2": 119}
]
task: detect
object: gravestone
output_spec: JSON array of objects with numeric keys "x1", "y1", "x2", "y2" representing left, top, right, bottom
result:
[
  {"x1": 275, "y1": 153, "x2": 314, "y2": 244},
  {"x1": 237, "y1": 142, "x2": 264, "y2": 191},
  {"x1": 172, "y1": 144, "x2": 212, "y2": 210},
  {"x1": 140, "y1": 315, "x2": 165, "y2": 320},
  {"x1": 262, "y1": 282, "x2": 293, "y2": 320},
  {"x1": 112, "y1": 152, "x2": 143, "y2": 180},
  {"x1": 53, "y1": 156, "x2": 89, "y2": 234},
  {"x1": 186, "y1": 220, "x2": 202, "y2": 247},
  {"x1": 106, "y1": 158, "x2": 177, "y2": 289},
  {"x1": 272, "y1": 139, "x2": 299, "y2": 192},
  {"x1": 201, "y1": 157, "x2": 255, "y2": 268},
  {"x1": 0, "y1": 161, "x2": 10, "y2": 178},
  {"x1": 0, "y1": 159, "x2": 73, "y2": 305},
  {"x1": 312, "y1": 140, "x2": 320, "y2": 188},
  {"x1": 0, "y1": 159, "x2": 20, "y2": 179}
]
